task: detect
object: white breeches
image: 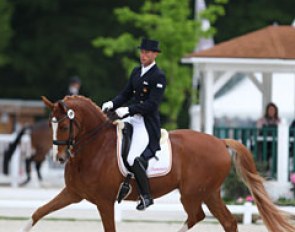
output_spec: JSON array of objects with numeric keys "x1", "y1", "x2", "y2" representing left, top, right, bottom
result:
[{"x1": 123, "y1": 115, "x2": 149, "y2": 166}]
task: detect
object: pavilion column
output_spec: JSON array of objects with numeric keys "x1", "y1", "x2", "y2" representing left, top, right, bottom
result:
[
  {"x1": 203, "y1": 71, "x2": 214, "y2": 134},
  {"x1": 262, "y1": 72, "x2": 273, "y2": 110},
  {"x1": 189, "y1": 64, "x2": 202, "y2": 131}
]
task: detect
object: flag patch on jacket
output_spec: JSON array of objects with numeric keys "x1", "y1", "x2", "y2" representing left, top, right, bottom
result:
[{"x1": 157, "y1": 83, "x2": 163, "y2": 88}]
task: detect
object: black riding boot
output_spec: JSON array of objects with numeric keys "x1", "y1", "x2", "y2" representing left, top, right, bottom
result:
[{"x1": 131, "y1": 157, "x2": 153, "y2": 211}]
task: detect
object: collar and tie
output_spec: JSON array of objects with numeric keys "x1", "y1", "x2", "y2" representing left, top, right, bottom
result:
[{"x1": 141, "y1": 61, "x2": 156, "y2": 77}]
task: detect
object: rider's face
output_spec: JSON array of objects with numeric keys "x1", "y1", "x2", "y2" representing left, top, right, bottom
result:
[{"x1": 140, "y1": 49, "x2": 158, "y2": 67}]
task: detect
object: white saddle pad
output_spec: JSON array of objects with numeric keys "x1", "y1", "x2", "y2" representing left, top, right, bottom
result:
[{"x1": 116, "y1": 122, "x2": 172, "y2": 178}]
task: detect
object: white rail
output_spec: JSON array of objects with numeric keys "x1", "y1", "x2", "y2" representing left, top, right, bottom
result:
[{"x1": 0, "y1": 188, "x2": 294, "y2": 225}]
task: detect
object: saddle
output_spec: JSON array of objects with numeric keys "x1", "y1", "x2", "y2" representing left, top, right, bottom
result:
[
  {"x1": 116, "y1": 121, "x2": 172, "y2": 177},
  {"x1": 116, "y1": 121, "x2": 172, "y2": 202}
]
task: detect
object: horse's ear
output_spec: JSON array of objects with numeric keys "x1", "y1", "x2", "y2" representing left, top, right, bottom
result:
[{"x1": 41, "y1": 96, "x2": 54, "y2": 110}]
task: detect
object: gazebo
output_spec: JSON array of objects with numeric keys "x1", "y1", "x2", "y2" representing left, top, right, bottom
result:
[{"x1": 182, "y1": 25, "x2": 295, "y2": 134}]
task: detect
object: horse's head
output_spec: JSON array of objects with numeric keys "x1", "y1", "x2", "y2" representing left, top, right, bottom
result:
[{"x1": 42, "y1": 95, "x2": 110, "y2": 163}]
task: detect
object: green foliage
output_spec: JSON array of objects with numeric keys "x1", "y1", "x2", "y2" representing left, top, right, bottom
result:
[
  {"x1": 276, "y1": 198, "x2": 295, "y2": 206},
  {"x1": 223, "y1": 160, "x2": 270, "y2": 201},
  {"x1": 0, "y1": 0, "x2": 292, "y2": 120},
  {"x1": 0, "y1": 0, "x2": 140, "y2": 103},
  {"x1": 93, "y1": 0, "x2": 226, "y2": 129},
  {"x1": 0, "y1": 0, "x2": 13, "y2": 65},
  {"x1": 223, "y1": 165, "x2": 250, "y2": 200}
]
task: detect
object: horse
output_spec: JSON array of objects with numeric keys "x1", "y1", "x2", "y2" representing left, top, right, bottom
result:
[
  {"x1": 3, "y1": 120, "x2": 52, "y2": 185},
  {"x1": 20, "y1": 95, "x2": 295, "y2": 232}
]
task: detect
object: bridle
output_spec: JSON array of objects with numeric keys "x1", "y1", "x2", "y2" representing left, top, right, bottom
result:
[
  {"x1": 51, "y1": 100, "x2": 108, "y2": 160},
  {"x1": 51, "y1": 100, "x2": 77, "y2": 159}
]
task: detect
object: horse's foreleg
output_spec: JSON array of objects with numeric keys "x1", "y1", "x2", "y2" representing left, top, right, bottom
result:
[
  {"x1": 19, "y1": 187, "x2": 82, "y2": 232},
  {"x1": 97, "y1": 201, "x2": 116, "y2": 232}
]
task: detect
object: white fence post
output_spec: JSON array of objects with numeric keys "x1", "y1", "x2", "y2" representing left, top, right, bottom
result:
[
  {"x1": 114, "y1": 203, "x2": 122, "y2": 222},
  {"x1": 242, "y1": 202, "x2": 252, "y2": 224},
  {"x1": 277, "y1": 119, "x2": 289, "y2": 184}
]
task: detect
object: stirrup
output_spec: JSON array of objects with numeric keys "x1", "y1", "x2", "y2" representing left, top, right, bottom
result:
[
  {"x1": 117, "y1": 174, "x2": 132, "y2": 203},
  {"x1": 136, "y1": 195, "x2": 154, "y2": 211}
]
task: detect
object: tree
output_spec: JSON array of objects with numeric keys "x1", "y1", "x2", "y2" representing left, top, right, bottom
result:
[
  {"x1": 0, "y1": 0, "x2": 140, "y2": 103},
  {"x1": 93, "y1": 0, "x2": 227, "y2": 129},
  {"x1": 0, "y1": 0, "x2": 13, "y2": 66}
]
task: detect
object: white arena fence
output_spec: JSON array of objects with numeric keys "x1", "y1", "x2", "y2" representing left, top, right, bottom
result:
[
  {"x1": 0, "y1": 188, "x2": 295, "y2": 225},
  {"x1": 1, "y1": 132, "x2": 294, "y2": 225}
]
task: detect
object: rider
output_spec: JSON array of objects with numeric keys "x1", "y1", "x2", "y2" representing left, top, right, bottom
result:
[
  {"x1": 67, "y1": 76, "x2": 81, "y2": 96},
  {"x1": 102, "y1": 38, "x2": 166, "y2": 210}
]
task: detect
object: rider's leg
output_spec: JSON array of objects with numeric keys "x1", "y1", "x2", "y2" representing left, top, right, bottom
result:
[
  {"x1": 127, "y1": 115, "x2": 153, "y2": 210},
  {"x1": 131, "y1": 157, "x2": 153, "y2": 210}
]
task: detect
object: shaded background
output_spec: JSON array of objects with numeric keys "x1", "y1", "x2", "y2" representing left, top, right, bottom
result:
[{"x1": 0, "y1": 0, "x2": 294, "y2": 128}]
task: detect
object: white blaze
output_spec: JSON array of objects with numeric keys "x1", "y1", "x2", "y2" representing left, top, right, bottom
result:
[{"x1": 52, "y1": 117, "x2": 58, "y2": 162}]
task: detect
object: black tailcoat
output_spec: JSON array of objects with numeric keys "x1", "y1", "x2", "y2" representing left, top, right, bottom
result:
[{"x1": 112, "y1": 64, "x2": 166, "y2": 153}]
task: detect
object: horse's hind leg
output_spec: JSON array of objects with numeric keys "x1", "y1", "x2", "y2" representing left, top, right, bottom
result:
[
  {"x1": 35, "y1": 160, "x2": 43, "y2": 181},
  {"x1": 178, "y1": 194, "x2": 205, "y2": 231},
  {"x1": 19, "y1": 187, "x2": 82, "y2": 232},
  {"x1": 204, "y1": 190, "x2": 238, "y2": 232},
  {"x1": 20, "y1": 158, "x2": 32, "y2": 186}
]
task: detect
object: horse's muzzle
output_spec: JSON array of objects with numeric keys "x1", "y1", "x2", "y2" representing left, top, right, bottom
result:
[
  {"x1": 58, "y1": 157, "x2": 66, "y2": 164},
  {"x1": 56, "y1": 151, "x2": 68, "y2": 164}
]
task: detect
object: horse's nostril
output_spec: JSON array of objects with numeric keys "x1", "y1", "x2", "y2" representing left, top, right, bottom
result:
[{"x1": 58, "y1": 157, "x2": 65, "y2": 163}]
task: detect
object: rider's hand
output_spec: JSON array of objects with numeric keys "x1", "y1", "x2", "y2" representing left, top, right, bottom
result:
[
  {"x1": 102, "y1": 101, "x2": 113, "y2": 112},
  {"x1": 115, "y1": 107, "x2": 129, "y2": 118}
]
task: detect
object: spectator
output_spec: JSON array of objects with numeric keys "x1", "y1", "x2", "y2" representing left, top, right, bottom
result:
[
  {"x1": 256, "y1": 102, "x2": 280, "y2": 177},
  {"x1": 256, "y1": 102, "x2": 281, "y2": 128}
]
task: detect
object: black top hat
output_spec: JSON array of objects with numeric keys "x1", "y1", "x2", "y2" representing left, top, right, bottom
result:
[{"x1": 138, "y1": 38, "x2": 161, "y2": 52}]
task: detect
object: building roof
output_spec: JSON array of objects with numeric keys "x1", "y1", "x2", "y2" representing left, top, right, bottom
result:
[{"x1": 187, "y1": 25, "x2": 295, "y2": 59}]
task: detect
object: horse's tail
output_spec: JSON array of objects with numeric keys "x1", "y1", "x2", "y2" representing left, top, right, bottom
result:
[
  {"x1": 3, "y1": 126, "x2": 29, "y2": 175},
  {"x1": 223, "y1": 138, "x2": 295, "y2": 232}
]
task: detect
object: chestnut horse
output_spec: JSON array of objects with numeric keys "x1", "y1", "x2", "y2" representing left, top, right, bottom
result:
[{"x1": 20, "y1": 95, "x2": 295, "y2": 232}]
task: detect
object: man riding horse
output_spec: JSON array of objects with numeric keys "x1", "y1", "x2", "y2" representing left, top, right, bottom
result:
[{"x1": 102, "y1": 38, "x2": 166, "y2": 210}]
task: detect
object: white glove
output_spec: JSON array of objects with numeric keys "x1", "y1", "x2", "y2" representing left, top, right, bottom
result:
[
  {"x1": 102, "y1": 101, "x2": 113, "y2": 112},
  {"x1": 115, "y1": 107, "x2": 129, "y2": 118}
]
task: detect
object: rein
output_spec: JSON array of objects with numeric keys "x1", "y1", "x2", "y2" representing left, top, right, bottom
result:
[{"x1": 72, "y1": 121, "x2": 110, "y2": 155}]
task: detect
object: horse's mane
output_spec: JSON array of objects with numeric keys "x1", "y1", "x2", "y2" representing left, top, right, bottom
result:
[
  {"x1": 62, "y1": 95, "x2": 120, "y2": 123},
  {"x1": 63, "y1": 95, "x2": 109, "y2": 121}
]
